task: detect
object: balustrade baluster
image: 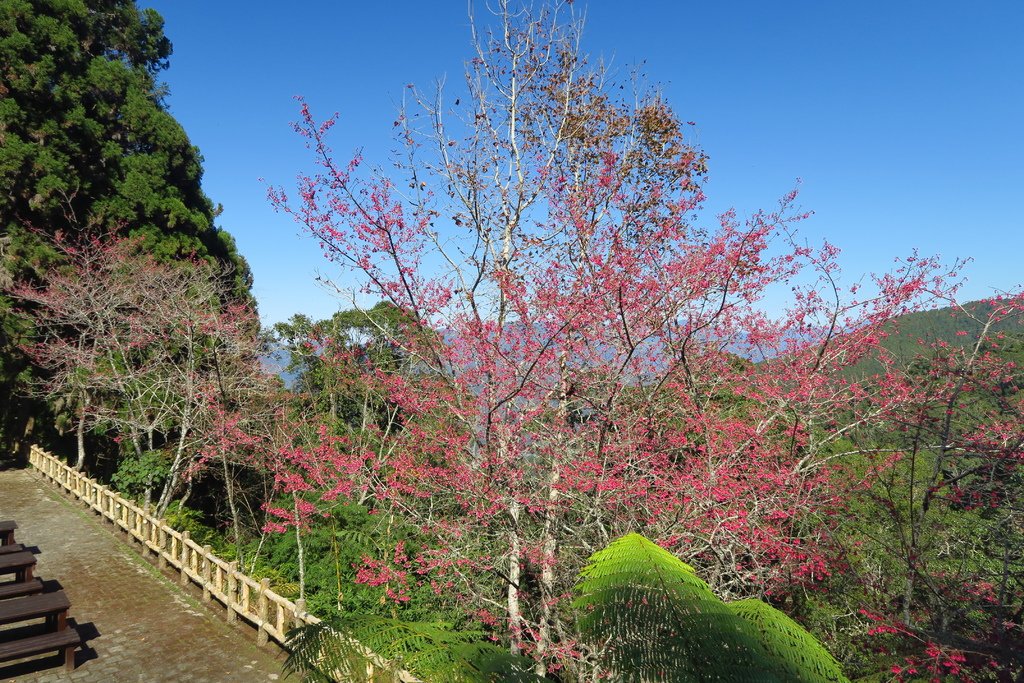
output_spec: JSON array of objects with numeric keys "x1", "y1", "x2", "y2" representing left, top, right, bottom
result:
[
  {"x1": 158, "y1": 526, "x2": 168, "y2": 569},
  {"x1": 241, "y1": 579, "x2": 251, "y2": 615}
]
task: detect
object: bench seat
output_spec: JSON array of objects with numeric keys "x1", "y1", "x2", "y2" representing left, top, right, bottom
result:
[
  {"x1": 0, "y1": 591, "x2": 70, "y2": 628},
  {"x1": 0, "y1": 627, "x2": 81, "y2": 672},
  {"x1": 0, "y1": 544, "x2": 24, "y2": 556},
  {"x1": 0, "y1": 550, "x2": 35, "y2": 582},
  {"x1": 0, "y1": 579, "x2": 43, "y2": 601}
]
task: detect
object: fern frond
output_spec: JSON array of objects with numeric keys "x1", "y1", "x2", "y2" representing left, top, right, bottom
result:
[
  {"x1": 450, "y1": 642, "x2": 546, "y2": 682},
  {"x1": 349, "y1": 617, "x2": 480, "y2": 677},
  {"x1": 574, "y1": 533, "x2": 778, "y2": 682},
  {"x1": 729, "y1": 599, "x2": 850, "y2": 683},
  {"x1": 287, "y1": 534, "x2": 850, "y2": 683},
  {"x1": 284, "y1": 622, "x2": 375, "y2": 683},
  {"x1": 285, "y1": 617, "x2": 542, "y2": 682},
  {"x1": 336, "y1": 528, "x2": 375, "y2": 551}
]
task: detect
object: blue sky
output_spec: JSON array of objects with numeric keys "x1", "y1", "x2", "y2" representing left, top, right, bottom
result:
[{"x1": 144, "y1": 1, "x2": 1024, "y2": 326}]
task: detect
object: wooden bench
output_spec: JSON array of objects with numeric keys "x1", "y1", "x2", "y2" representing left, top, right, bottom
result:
[
  {"x1": 0, "y1": 579, "x2": 43, "y2": 601},
  {"x1": 0, "y1": 544, "x2": 24, "y2": 556},
  {"x1": 0, "y1": 521, "x2": 14, "y2": 546},
  {"x1": 0, "y1": 591, "x2": 70, "y2": 630},
  {"x1": 0, "y1": 551, "x2": 36, "y2": 582},
  {"x1": 0, "y1": 628, "x2": 81, "y2": 672},
  {"x1": 0, "y1": 591, "x2": 78, "y2": 672}
]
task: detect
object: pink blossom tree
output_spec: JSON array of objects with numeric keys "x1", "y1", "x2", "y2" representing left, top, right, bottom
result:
[
  {"x1": 13, "y1": 235, "x2": 273, "y2": 516},
  {"x1": 11, "y1": 235, "x2": 135, "y2": 468},
  {"x1": 269, "y1": 3, "x2": 962, "y2": 675}
]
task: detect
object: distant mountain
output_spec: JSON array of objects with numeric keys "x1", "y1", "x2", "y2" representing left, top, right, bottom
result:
[
  {"x1": 260, "y1": 347, "x2": 300, "y2": 389},
  {"x1": 259, "y1": 303, "x2": 1024, "y2": 387},
  {"x1": 849, "y1": 299, "x2": 1024, "y2": 376}
]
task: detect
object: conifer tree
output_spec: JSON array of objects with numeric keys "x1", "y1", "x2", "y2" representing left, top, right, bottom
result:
[{"x1": 0, "y1": 0, "x2": 251, "y2": 452}]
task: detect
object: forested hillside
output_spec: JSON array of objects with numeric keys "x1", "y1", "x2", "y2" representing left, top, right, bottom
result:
[{"x1": 847, "y1": 299, "x2": 1024, "y2": 376}]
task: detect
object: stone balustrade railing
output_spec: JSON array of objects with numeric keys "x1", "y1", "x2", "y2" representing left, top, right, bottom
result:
[{"x1": 29, "y1": 445, "x2": 418, "y2": 682}]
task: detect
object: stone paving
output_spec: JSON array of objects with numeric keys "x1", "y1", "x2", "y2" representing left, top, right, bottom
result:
[{"x1": 0, "y1": 466, "x2": 290, "y2": 682}]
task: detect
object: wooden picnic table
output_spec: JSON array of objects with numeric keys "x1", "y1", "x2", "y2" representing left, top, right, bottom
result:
[
  {"x1": 0, "y1": 550, "x2": 36, "y2": 582},
  {"x1": 0, "y1": 591, "x2": 70, "y2": 631},
  {"x1": 0, "y1": 521, "x2": 15, "y2": 546}
]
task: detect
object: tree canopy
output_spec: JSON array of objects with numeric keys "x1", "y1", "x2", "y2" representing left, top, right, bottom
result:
[
  {"x1": 0, "y1": 0, "x2": 252, "y2": 451},
  {"x1": 0, "y1": 0, "x2": 248, "y2": 278}
]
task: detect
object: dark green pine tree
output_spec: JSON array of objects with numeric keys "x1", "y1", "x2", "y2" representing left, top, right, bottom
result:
[{"x1": 0, "y1": 0, "x2": 252, "y2": 453}]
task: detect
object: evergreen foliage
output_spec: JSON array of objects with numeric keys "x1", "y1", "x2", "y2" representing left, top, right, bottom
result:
[
  {"x1": 0, "y1": 0, "x2": 249, "y2": 281},
  {"x1": 846, "y1": 299, "x2": 1024, "y2": 377},
  {"x1": 574, "y1": 533, "x2": 773, "y2": 682},
  {"x1": 0, "y1": 0, "x2": 252, "y2": 451}
]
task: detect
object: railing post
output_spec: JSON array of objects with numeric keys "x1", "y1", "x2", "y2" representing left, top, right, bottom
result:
[
  {"x1": 256, "y1": 578, "x2": 271, "y2": 646},
  {"x1": 158, "y1": 526, "x2": 168, "y2": 569},
  {"x1": 141, "y1": 503, "x2": 150, "y2": 551},
  {"x1": 202, "y1": 545, "x2": 212, "y2": 601},
  {"x1": 180, "y1": 531, "x2": 190, "y2": 586},
  {"x1": 242, "y1": 578, "x2": 251, "y2": 615},
  {"x1": 135, "y1": 506, "x2": 144, "y2": 543},
  {"x1": 227, "y1": 562, "x2": 238, "y2": 623}
]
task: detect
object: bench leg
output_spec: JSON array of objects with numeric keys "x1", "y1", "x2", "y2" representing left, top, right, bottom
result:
[{"x1": 64, "y1": 645, "x2": 76, "y2": 672}]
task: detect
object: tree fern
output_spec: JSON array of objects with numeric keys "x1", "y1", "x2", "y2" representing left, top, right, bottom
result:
[
  {"x1": 729, "y1": 599, "x2": 849, "y2": 683},
  {"x1": 285, "y1": 621, "x2": 376, "y2": 683},
  {"x1": 574, "y1": 533, "x2": 779, "y2": 682},
  {"x1": 574, "y1": 533, "x2": 850, "y2": 682}
]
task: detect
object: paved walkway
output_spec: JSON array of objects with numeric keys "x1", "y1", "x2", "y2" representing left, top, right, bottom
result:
[{"x1": 0, "y1": 466, "x2": 289, "y2": 682}]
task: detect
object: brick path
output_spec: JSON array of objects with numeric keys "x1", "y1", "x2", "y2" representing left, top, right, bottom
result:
[{"x1": 0, "y1": 466, "x2": 289, "y2": 682}]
